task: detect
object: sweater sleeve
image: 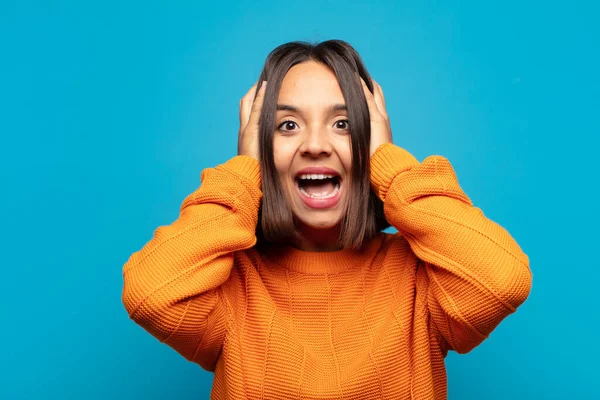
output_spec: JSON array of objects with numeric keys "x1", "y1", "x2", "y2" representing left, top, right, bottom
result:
[
  {"x1": 121, "y1": 155, "x2": 262, "y2": 370},
  {"x1": 370, "y1": 143, "x2": 532, "y2": 354}
]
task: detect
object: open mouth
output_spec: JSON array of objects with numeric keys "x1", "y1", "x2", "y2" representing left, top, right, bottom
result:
[{"x1": 295, "y1": 173, "x2": 341, "y2": 199}]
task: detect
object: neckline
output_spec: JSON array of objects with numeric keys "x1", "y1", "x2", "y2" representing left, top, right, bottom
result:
[{"x1": 259, "y1": 232, "x2": 385, "y2": 275}]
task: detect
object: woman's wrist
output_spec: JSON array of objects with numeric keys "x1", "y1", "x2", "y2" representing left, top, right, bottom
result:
[{"x1": 370, "y1": 143, "x2": 420, "y2": 201}]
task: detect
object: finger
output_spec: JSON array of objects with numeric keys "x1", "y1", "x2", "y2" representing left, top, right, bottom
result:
[
  {"x1": 360, "y1": 77, "x2": 384, "y2": 122},
  {"x1": 240, "y1": 81, "x2": 259, "y2": 131},
  {"x1": 373, "y1": 80, "x2": 386, "y2": 107},
  {"x1": 373, "y1": 81, "x2": 392, "y2": 137},
  {"x1": 372, "y1": 80, "x2": 388, "y2": 120},
  {"x1": 246, "y1": 81, "x2": 267, "y2": 129}
]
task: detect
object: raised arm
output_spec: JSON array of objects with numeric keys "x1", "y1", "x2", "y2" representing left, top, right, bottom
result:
[
  {"x1": 370, "y1": 143, "x2": 532, "y2": 353},
  {"x1": 122, "y1": 80, "x2": 266, "y2": 370},
  {"x1": 121, "y1": 155, "x2": 262, "y2": 370}
]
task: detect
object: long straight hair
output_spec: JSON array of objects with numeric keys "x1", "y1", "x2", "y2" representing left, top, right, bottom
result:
[{"x1": 253, "y1": 40, "x2": 389, "y2": 251}]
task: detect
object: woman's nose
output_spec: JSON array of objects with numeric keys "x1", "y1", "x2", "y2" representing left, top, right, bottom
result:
[{"x1": 299, "y1": 128, "x2": 333, "y2": 157}]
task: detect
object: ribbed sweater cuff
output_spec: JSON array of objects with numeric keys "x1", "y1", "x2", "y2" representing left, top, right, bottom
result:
[
  {"x1": 370, "y1": 143, "x2": 420, "y2": 201},
  {"x1": 219, "y1": 155, "x2": 262, "y2": 190}
]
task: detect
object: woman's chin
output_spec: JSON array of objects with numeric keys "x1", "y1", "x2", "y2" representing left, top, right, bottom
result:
[{"x1": 294, "y1": 216, "x2": 342, "y2": 232}]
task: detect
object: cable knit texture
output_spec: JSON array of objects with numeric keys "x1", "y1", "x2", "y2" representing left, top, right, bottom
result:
[{"x1": 122, "y1": 143, "x2": 532, "y2": 399}]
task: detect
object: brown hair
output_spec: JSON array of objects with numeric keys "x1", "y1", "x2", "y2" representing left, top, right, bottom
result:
[{"x1": 253, "y1": 39, "x2": 389, "y2": 250}]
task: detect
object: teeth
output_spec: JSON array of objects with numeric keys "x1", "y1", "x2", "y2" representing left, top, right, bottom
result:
[
  {"x1": 299, "y1": 183, "x2": 340, "y2": 199},
  {"x1": 298, "y1": 173, "x2": 335, "y2": 180}
]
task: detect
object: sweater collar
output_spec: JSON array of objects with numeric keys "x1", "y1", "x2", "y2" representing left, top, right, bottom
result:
[{"x1": 259, "y1": 232, "x2": 386, "y2": 275}]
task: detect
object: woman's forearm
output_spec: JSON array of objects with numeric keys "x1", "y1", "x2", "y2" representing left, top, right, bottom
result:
[{"x1": 370, "y1": 143, "x2": 532, "y2": 353}]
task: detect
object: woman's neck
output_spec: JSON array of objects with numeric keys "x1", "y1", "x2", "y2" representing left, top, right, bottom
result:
[{"x1": 291, "y1": 224, "x2": 341, "y2": 252}]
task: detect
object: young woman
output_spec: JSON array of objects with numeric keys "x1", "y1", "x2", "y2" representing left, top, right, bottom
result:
[{"x1": 122, "y1": 40, "x2": 532, "y2": 399}]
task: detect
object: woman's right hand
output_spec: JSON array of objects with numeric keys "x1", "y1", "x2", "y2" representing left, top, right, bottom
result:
[{"x1": 238, "y1": 81, "x2": 267, "y2": 161}]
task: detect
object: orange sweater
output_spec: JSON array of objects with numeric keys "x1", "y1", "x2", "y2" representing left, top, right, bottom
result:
[{"x1": 122, "y1": 143, "x2": 532, "y2": 399}]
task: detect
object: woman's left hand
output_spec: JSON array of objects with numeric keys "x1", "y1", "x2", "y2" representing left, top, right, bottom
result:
[{"x1": 360, "y1": 77, "x2": 393, "y2": 157}]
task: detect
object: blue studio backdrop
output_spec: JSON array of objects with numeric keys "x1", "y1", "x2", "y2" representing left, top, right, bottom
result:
[{"x1": 1, "y1": 1, "x2": 598, "y2": 399}]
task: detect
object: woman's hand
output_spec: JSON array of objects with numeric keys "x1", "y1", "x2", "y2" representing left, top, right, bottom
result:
[
  {"x1": 238, "y1": 81, "x2": 267, "y2": 161},
  {"x1": 360, "y1": 77, "x2": 393, "y2": 157}
]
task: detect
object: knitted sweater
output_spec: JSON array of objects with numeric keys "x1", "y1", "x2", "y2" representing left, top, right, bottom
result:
[{"x1": 121, "y1": 143, "x2": 532, "y2": 399}]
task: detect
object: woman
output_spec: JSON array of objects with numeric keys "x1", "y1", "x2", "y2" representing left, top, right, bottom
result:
[{"x1": 122, "y1": 40, "x2": 532, "y2": 399}]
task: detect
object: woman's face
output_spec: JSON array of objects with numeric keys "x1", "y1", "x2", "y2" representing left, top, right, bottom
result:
[{"x1": 273, "y1": 60, "x2": 352, "y2": 237}]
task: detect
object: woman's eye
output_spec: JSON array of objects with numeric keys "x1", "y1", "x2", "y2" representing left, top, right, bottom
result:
[
  {"x1": 334, "y1": 120, "x2": 350, "y2": 130},
  {"x1": 278, "y1": 120, "x2": 299, "y2": 131}
]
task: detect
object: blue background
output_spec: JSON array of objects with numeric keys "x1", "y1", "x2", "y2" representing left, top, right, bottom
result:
[{"x1": 1, "y1": 1, "x2": 598, "y2": 399}]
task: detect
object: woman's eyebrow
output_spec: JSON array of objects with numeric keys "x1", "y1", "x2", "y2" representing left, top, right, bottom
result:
[
  {"x1": 276, "y1": 103, "x2": 347, "y2": 113},
  {"x1": 330, "y1": 104, "x2": 348, "y2": 112},
  {"x1": 276, "y1": 104, "x2": 298, "y2": 112}
]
